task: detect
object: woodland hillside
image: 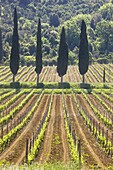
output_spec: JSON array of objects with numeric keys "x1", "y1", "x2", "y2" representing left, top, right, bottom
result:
[{"x1": 1, "y1": 0, "x2": 113, "y2": 66}]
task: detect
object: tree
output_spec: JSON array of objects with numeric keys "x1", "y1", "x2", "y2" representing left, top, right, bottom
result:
[
  {"x1": 95, "y1": 20, "x2": 113, "y2": 54},
  {"x1": 78, "y1": 20, "x2": 89, "y2": 83},
  {"x1": 90, "y1": 19, "x2": 96, "y2": 30},
  {"x1": 65, "y1": 22, "x2": 80, "y2": 50},
  {"x1": 10, "y1": 8, "x2": 19, "y2": 82},
  {"x1": 57, "y1": 27, "x2": 68, "y2": 83},
  {"x1": 0, "y1": 28, "x2": 2, "y2": 63},
  {"x1": 50, "y1": 14, "x2": 60, "y2": 27},
  {"x1": 35, "y1": 18, "x2": 42, "y2": 85},
  {"x1": 0, "y1": 5, "x2": 2, "y2": 64}
]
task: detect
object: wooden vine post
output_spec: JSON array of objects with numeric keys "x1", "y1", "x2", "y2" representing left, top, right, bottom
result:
[
  {"x1": 93, "y1": 119, "x2": 95, "y2": 134},
  {"x1": 106, "y1": 130, "x2": 108, "y2": 146},
  {"x1": 78, "y1": 139, "x2": 81, "y2": 165},
  {"x1": 26, "y1": 139, "x2": 29, "y2": 163},
  {"x1": 33, "y1": 132, "x2": 35, "y2": 147},
  {"x1": 1, "y1": 123, "x2": 3, "y2": 139},
  {"x1": 112, "y1": 116, "x2": 113, "y2": 128},
  {"x1": 6, "y1": 122, "x2": 8, "y2": 134},
  {"x1": 102, "y1": 127, "x2": 104, "y2": 146},
  {"x1": 112, "y1": 133, "x2": 113, "y2": 157},
  {"x1": 98, "y1": 123, "x2": 100, "y2": 135},
  {"x1": 112, "y1": 133, "x2": 113, "y2": 147}
]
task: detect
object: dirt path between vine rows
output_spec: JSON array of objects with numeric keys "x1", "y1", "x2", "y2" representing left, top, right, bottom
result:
[
  {"x1": 0, "y1": 94, "x2": 26, "y2": 116},
  {"x1": 19, "y1": 67, "x2": 33, "y2": 82},
  {"x1": 73, "y1": 66, "x2": 81, "y2": 83},
  {"x1": 37, "y1": 95, "x2": 70, "y2": 163},
  {"x1": 91, "y1": 65, "x2": 102, "y2": 82},
  {"x1": 38, "y1": 67, "x2": 47, "y2": 82},
  {"x1": 0, "y1": 95, "x2": 50, "y2": 165},
  {"x1": 48, "y1": 95, "x2": 70, "y2": 162},
  {"x1": 66, "y1": 95, "x2": 113, "y2": 169},
  {"x1": 86, "y1": 68, "x2": 98, "y2": 83},
  {"x1": 27, "y1": 72, "x2": 35, "y2": 82},
  {"x1": 37, "y1": 95, "x2": 56, "y2": 163},
  {"x1": 51, "y1": 66, "x2": 57, "y2": 82},
  {"x1": 0, "y1": 93, "x2": 15, "y2": 106},
  {"x1": 94, "y1": 93, "x2": 113, "y2": 124},
  {"x1": 46, "y1": 67, "x2": 54, "y2": 82},
  {"x1": 70, "y1": 66, "x2": 79, "y2": 82},
  {"x1": 78, "y1": 94, "x2": 113, "y2": 142},
  {"x1": 1, "y1": 95, "x2": 37, "y2": 137},
  {"x1": 43, "y1": 67, "x2": 51, "y2": 82}
]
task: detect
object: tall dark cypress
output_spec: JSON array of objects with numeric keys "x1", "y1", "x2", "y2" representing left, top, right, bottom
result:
[
  {"x1": 35, "y1": 18, "x2": 42, "y2": 85},
  {"x1": 0, "y1": 28, "x2": 2, "y2": 63},
  {"x1": 10, "y1": 8, "x2": 19, "y2": 82},
  {"x1": 0, "y1": 5, "x2": 2, "y2": 64},
  {"x1": 57, "y1": 27, "x2": 68, "y2": 82},
  {"x1": 78, "y1": 20, "x2": 89, "y2": 83}
]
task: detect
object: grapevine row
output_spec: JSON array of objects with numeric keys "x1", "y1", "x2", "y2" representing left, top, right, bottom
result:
[
  {"x1": 0, "y1": 89, "x2": 35, "y2": 124},
  {"x1": 62, "y1": 90, "x2": 83, "y2": 164},
  {"x1": 0, "y1": 90, "x2": 44, "y2": 152},
  {"x1": 27, "y1": 90, "x2": 53, "y2": 164},
  {"x1": 72, "y1": 91, "x2": 113, "y2": 158},
  {"x1": 82, "y1": 92, "x2": 112, "y2": 128}
]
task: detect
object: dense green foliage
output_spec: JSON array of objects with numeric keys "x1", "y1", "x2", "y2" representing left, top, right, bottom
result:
[
  {"x1": 0, "y1": 28, "x2": 2, "y2": 63},
  {"x1": 57, "y1": 27, "x2": 68, "y2": 82},
  {"x1": 1, "y1": 0, "x2": 113, "y2": 66},
  {"x1": 10, "y1": 8, "x2": 19, "y2": 82}
]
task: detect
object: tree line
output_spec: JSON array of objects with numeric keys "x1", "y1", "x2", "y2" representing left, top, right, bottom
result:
[
  {"x1": 1, "y1": 0, "x2": 112, "y2": 66},
  {"x1": 0, "y1": 8, "x2": 89, "y2": 85}
]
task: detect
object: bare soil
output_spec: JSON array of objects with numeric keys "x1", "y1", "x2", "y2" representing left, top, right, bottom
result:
[
  {"x1": 0, "y1": 95, "x2": 50, "y2": 165},
  {"x1": 86, "y1": 94, "x2": 113, "y2": 138},
  {"x1": 36, "y1": 95, "x2": 70, "y2": 163},
  {"x1": 65, "y1": 95, "x2": 113, "y2": 169},
  {"x1": 1, "y1": 94, "x2": 37, "y2": 137}
]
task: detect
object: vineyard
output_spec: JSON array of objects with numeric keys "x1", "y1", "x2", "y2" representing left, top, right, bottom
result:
[
  {"x1": 0, "y1": 65, "x2": 113, "y2": 169},
  {"x1": 0, "y1": 64, "x2": 113, "y2": 83}
]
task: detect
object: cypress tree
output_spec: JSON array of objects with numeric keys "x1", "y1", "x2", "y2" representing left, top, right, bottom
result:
[
  {"x1": 0, "y1": 5, "x2": 2, "y2": 64},
  {"x1": 57, "y1": 27, "x2": 68, "y2": 83},
  {"x1": 0, "y1": 28, "x2": 2, "y2": 63},
  {"x1": 78, "y1": 20, "x2": 89, "y2": 83},
  {"x1": 35, "y1": 18, "x2": 42, "y2": 85},
  {"x1": 10, "y1": 8, "x2": 19, "y2": 82}
]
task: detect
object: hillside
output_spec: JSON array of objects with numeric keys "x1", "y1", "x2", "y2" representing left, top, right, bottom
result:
[
  {"x1": 0, "y1": 64, "x2": 113, "y2": 169},
  {"x1": 0, "y1": 0, "x2": 113, "y2": 66}
]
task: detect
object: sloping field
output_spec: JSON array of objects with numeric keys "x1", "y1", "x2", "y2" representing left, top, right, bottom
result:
[
  {"x1": 0, "y1": 88, "x2": 113, "y2": 169},
  {"x1": 0, "y1": 64, "x2": 113, "y2": 83}
]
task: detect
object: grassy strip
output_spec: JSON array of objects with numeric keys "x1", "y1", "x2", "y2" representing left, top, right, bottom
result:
[
  {"x1": 1, "y1": 81, "x2": 113, "y2": 89},
  {"x1": 0, "y1": 162, "x2": 82, "y2": 170}
]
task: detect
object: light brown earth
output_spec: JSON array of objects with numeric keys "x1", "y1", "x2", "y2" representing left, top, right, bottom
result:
[
  {"x1": 37, "y1": 95, "x2": 70, "y2": 163},
  {"x1": 65, "y1": 95, "x2": 113, "y2": 169},
  {"x1": 0, "y1": 95, "x2": 50, "y2": 165}
]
